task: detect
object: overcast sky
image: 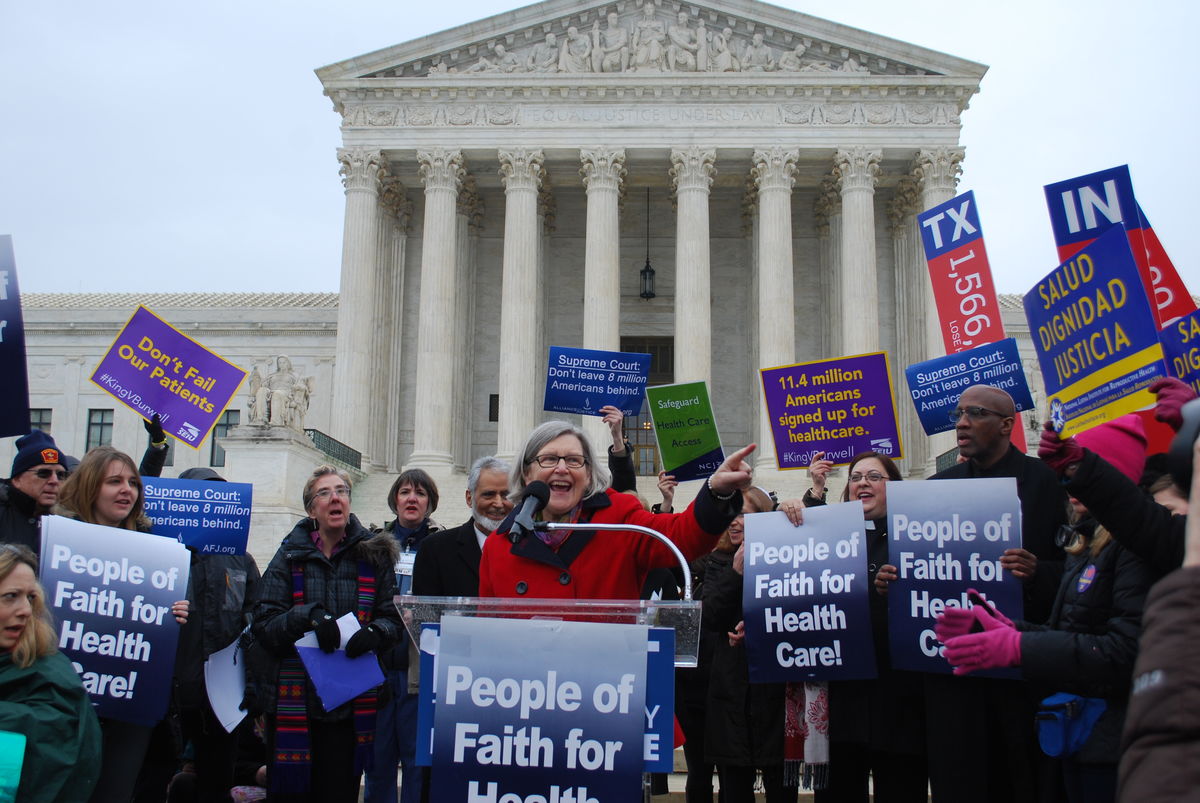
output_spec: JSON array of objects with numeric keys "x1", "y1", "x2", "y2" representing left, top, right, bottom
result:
[{"x1": 3, "y1": 0, "x2": 1196, "y2": 297}]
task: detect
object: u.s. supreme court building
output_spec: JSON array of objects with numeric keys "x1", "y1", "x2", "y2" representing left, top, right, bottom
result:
[{"x1": 12, "y1": 0, "x2": 1045, "y2": 561}]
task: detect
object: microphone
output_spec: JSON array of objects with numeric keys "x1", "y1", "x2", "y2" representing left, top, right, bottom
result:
[{"x1": 509, "y1": 481, "x2": 551, "y2": 543}]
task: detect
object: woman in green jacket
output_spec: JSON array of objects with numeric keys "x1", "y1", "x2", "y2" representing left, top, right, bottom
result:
[{"x1": 0, "y1": 543, "x2": 101, "y2": 802}]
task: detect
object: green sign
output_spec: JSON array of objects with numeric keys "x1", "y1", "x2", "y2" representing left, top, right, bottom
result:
[{"x1": 646, "y1": 381, "x2": 724, "y2": 482}]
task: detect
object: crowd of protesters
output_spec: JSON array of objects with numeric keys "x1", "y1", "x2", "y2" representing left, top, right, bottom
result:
[{"x1": 2, "y1": 378, "x2": 1197, "y2": 802}]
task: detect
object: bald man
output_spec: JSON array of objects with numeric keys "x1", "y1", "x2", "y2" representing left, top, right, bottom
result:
[{"x1": 923, "y1": 385, "x2": 1067, "y2": 802}]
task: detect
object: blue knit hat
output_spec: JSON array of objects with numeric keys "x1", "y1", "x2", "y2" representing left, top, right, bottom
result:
[{"x1": 11, "y1": 430, "x2": 63, "y2": 478}]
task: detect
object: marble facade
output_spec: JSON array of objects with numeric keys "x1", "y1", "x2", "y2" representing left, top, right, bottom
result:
[{"x1": 315, "y1": 0, "x2": 987, "y2": 485}]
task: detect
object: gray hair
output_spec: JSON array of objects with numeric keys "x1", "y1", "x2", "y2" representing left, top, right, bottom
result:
[
  {"x1": 467, "y1": 456, "x2": 512, "y2": 496},
  {"x1": 302, "y1": 465, "x2": 352, "y2": 512},
  {"x1": 511, "y1": 420, "x2": 611, "y2": 499}
]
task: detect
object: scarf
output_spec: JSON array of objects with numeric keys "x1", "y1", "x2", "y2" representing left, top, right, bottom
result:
[
  {"x1": 783, "y1": 681, "x2": 829, "y2": 789},
  {"x1": 535, "y1": 503, "x2": 582, "y2": 550},
  {"x1": 269, "y1": 559, "x2": 380, "y2": 794}
]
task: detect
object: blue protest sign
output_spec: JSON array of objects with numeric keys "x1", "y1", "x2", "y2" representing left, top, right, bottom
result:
[
  {"x1": 1159, "y1": 309, "x2": 1200, "y2": 396},
  {"x1": 40, "y1": 516, "x2": 191, "y2": 725},
  {"x1": 906, "y1": 339, "x2": 1034, "y2": 436},
  {"x1": 430, "y1": 616, "x2": 647, "y2": 802},
  {"x1": 418, "y1": 623, "x2": 674, "y2": 774},
  {"x1": 886, "y1": 479, "x2": 1023, "y2": 678},
  {"x1": 0, "y1": 236, "x2": 30, "y2": 438},
  {"x1": 1023, "y1": 224, "x2": 1167, "y2": 437},
  {"x1": 543, "y1": 346, "x2": 651, "y2": 416},
  {"x1": 743, "y1": 505, "x2": 876, "y2": 682},
  {"x1": 643, "y1": 628, "x2": 675, "y2": 773},
  {"x1": 1044, "y1": 165, "x2": 1140, "y2": 254},
  {"x1": 141, "y1": 476, "x2": 252, "y2": 555}
]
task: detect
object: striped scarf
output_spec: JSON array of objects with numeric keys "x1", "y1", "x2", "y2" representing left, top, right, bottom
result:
[{"x1": 269, "y1": 559, "x2": 380, "y2": 795}]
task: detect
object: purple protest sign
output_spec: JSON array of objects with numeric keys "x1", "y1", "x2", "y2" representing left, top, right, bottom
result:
[
  {"x1": 91, "y1": 307, "x2": 247, "y2": 448},
  {"x1": 760, "y1": 352, "x2": 902, "y2": 468}
]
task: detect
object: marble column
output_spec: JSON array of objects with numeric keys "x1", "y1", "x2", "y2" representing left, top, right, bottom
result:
[
  {"x1": 579, "y1": 148, "x2": 626, "y2": 450},
  {"x1": 406, "y1": 148, "x2": 465, "y2": 472},
  {"x1": 670, "y1": 147, "x2": 716, "y2": 386},
  {"x1": 835, "y1": 147, "x2": 882, "y2": 356},
  {"x1": 914, "y1": 147, "x2": 965, "y2": 473},
  {"x1": 814, "y1": 176, "x2": 842, "y2": 359},
  {"x1": 888, "y1": 177, "x2": 926, "y2": 477},
  {"x1": 377, "y1": 176, "x2": 411, "y2": 471},
  {"x1": 496, "y1": 149, "x2": 545, "y2": 463},
  {"x1": 453, "y1": 179, "x2": 482, "y2": 471},
  {"x1": 332, "y1": 148, "x2": 387, "y2": 459},
  {"x1": 752, "y1": 147, "x2": 799, "y2": 469}
]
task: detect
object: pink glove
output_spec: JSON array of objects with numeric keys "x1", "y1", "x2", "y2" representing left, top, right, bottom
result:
[
  {"x1": 934, "y1": 590, "x2": 1013, "y2": 642},
  {"x1": 943, "y1": 627, "x2": 1022, "y2": 676},
  {"x1": 1151, "y1": 377, "x2": 1197, "y2": 431},
  {"x1": 1038, "y1": 421, "x2": 1084, "y2": 474},
  {"x1": 967, "y1": 588, "x2": 1014, "y2": 629}
]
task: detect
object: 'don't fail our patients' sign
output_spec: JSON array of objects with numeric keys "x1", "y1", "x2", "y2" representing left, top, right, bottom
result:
[
  {"x1": 91, "y1": 306, "x2": 247, "y2": 448},
  {"x1": 1023, "y1": 224, "x2": 1167, "y2": 437}
]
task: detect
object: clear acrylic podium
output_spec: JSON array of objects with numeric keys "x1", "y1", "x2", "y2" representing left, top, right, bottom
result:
[
  {"x1": 396, "y1": 522, "x2": 704, "y2": 667},
  {"x1": 397, "y1": 522, "x2": 705, "y2": 801}
]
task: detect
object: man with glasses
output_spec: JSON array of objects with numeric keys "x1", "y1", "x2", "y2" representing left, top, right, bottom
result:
[
  {"x1": 0, "y1": 430, "x2": 66, "y2": 555},
  {"x1": 924, "y1": 385, "x2": 1067, "y2": 803}
]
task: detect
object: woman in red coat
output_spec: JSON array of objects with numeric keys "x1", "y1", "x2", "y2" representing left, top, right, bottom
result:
[{"x1": 478, "y1": 420, "x2": 756, "y2": 600}]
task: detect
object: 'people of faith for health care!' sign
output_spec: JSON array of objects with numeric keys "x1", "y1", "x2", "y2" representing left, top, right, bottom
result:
[
  {"x1": 645, "y1": 382, "x2": 724, "y2": 482},
  {"x1": 1023, "y1": 224, "x2": 1167, "y2": 437},
  {"x1": 543, "y1": 346, "x2": 651, "y2": 417},
  {"x1": 760, "y1": 352, "x2": 902, "y2": 468},
  {"x1": 91, "y1": 306, "x2": 247, "y2": 448}
]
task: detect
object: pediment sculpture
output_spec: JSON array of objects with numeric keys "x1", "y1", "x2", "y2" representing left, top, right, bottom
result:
[{"x1": 362, "y1": 3, "x2": 936, "y2": 79}]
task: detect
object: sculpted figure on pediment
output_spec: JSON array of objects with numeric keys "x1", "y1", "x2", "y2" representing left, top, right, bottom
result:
[
  {"x1": 527, "y1": 32, "x2": 560, "y2": 72},
  {"x1": 839, "y1": 56, "x2": 870, "y2": 74},
  {"x1": 558, "y1": 26, "x2": 592, "y2": 72},
  {"x1": 707, "y1": 27, "x2": 739, "y2": 71},
  {"x1": 467, "y1": 42, "x2": 524, "y2": 73},
  {"x1": 631, "y1": 4, "x2": 667, "y2": 71},
  {"x1": 592, "y1": 13, "x2": 630, "y2": 72},
  {"x1": 741, "y1": 32, "x2": 775, "y2": 71},
  {"x1": 666, "y1": 11, "x2": 702, "y2": 71},
  {"x1": 778, "y1": 44, "x2": 807, "y2": 71},
  {"x1": 800, "y1": 59, "x2": 835, "y2": 72}
]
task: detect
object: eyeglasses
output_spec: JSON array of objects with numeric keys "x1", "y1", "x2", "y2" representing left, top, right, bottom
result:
[
  {"x1": 30, "y1": 468, "x2": 68, "y2": 481},
  {"x1": 529, "y1": 454, "x2": 588, "y2": 469},
  {"x1": 849, "y1": 471, "x2": 887, "y2": 483},
  {"x1": 313, "y1": 487, "x2": 351, "y2": 500},
  {"x1": 948, "y1": 405, "x2": 1010, "y2": 422}
]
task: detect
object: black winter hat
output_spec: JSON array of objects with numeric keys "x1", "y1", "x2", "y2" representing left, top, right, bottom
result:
[{"x1": 11, "y1": 430, "x2": 63, "y2": 478}]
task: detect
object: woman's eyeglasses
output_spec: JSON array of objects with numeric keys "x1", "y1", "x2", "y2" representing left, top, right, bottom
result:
[
  {"x1": 848, "y1": 471, "x2": 887, "y2": 483},
  {"x1": 529, "y1": 454, "x2": 588, "y2": 469},
  {"x1": 313, "y1": 487, "x2": 351, "y2": 500}
]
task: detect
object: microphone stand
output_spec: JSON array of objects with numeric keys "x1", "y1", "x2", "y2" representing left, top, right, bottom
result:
[{"x1": 534, "y1": 521, "x2": 695, "y2": 600}]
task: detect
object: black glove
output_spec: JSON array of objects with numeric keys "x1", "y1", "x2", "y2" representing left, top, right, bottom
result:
[
  {"x1": 344, "y1": 622, "x2": 384, "y2": 659},
  {"x1": 144, "y1": 414, "x2": 166, "y2": 446},
  {"x1": 309, "y1": 608, "x2": 340, "y2": 653}
]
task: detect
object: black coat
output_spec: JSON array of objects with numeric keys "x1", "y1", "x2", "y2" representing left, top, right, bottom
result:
[
  {"x1": 1067, "y1": 449, "x2": 1184, "y2": 579},
  {"x1": 931, "y1": 444, "x2": 1068, "y2": 624},
  {"x1": 252, "y1": 515, "x2": 401, "y2": 720},
  {"x1": 1020, "y1": 532, "x2": 1152, "y2": 765},
  {"x1": 174, "y1": 550, "x2": 262, "y2": 710},
  {"x1": 702, "y1": 549, "x2": 787, "y2": 767},
  {"x1": 0, "y1": 481, "x2": 41, "y2": 554},
  {"x1": 412, "y1": 519, "x2": 483, "y2": 597},
  {"x1": 828, "y1": 517, "x2": 926, "y2": 753}
]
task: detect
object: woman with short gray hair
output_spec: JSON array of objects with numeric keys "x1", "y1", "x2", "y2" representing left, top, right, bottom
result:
[
  {"x1": 479, "y1": 419, "x2": 760, "y2": 601},
  {"x1": 253, "y1": 464, "x2": 403, "y2": 800}
]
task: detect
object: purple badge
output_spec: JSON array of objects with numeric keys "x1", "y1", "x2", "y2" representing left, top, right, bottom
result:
[{"x1": 1076, "y1": 564, "x2": 1097, "y2": 595}]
